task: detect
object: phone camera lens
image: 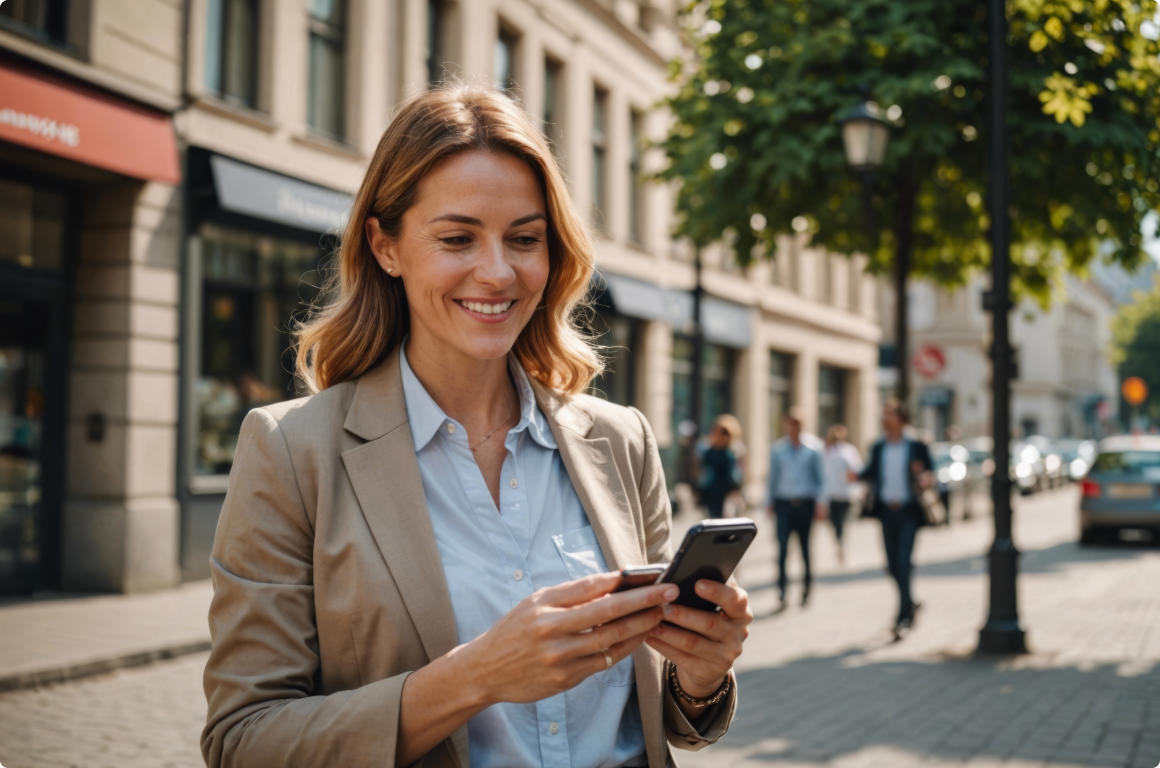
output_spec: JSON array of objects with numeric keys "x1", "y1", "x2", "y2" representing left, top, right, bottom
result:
[{"x1": 742, "y1": 533, "x2": 753, "y2": 544}]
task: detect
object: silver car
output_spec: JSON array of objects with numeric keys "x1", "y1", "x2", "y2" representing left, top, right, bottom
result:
[{"x1": 1079, "y1": 435, "x2": 1160, "y2": 545}]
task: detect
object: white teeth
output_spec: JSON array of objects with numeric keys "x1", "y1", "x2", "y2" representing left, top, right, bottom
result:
[{"x1": 459, "y1": 300, "x2": 512, "y2": 314}]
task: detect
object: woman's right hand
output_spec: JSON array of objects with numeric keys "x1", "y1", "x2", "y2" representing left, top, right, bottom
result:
[{"x1": 453, "y1": 572, "x2": 679, "y2": 706}]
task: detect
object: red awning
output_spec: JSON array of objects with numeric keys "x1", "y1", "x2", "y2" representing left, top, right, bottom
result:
[{"x1": 0, "y1": 63, "x2": 180, "y2": 183}]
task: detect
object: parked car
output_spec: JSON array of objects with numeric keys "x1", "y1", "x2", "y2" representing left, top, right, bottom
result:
[
  {"x1": 1079, "y1": 435, "x2": 1160, "y2": 544},
  {"x1": 1011, "y1": 441, "x2": 1045, "y2": 494},
  {"x1": 1055, "y1": 438, "x2": 1097, "y2": 481}
]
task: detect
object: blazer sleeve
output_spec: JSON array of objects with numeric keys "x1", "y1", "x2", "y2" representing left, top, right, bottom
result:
[
  {"x1": 629, "y1": 408, "x2": 738, "y2": 751},
  {"x1": 858, "y1": 442, "x2": 879, "y2": 483},
  {"x1": 201, "y1": 408, "x2": 412, "y2": 768}
]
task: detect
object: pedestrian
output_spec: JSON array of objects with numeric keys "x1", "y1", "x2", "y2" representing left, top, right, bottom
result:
[
  {"x1": 698, "y1": 414, "x2": 744, "y2": 519},
  {"x1": 823, "y1": 424, "x2": 862, "y2": 567},
  {"x1": 202, "y1": 85, "x2": 750, "y2": 768},
  {"x1": 766, "y1": 406, "x2": 826, "y2": 608},
  {"x1": 858, "y1": 398, "x2": 935, "y2": 640}
]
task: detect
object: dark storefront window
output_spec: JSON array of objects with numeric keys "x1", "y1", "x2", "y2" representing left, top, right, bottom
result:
[
  {"x1": 205, "y1": 0, "x2": 260, "y2": 109},
  {"x1": 589, "y1": 314, "x2": 638, "y2": 407},
  {"x1": 307, "y1": 0, "x2": 347, "y2": 140},
  {"x1": 0, "y1": 0, "x2": 70, "y2": 46},
  {"x1": 0, "y1": 179, "x2": 66, "y2": 271},
  {"x1": 665, "y1": 337, "x2": 736, "y2": 485},
  {"x1": 819, "y1": 365, "x2": 846, "y2": 437},
  {"x1": 770, "y1": 350, "x2": 794, "y2": 441},
  {"x1": 0, "y1": 180, "x2": 67, "y2": 595},
  {"x1": 195, "y1": 224, "x2": 324, "y2": 476}
]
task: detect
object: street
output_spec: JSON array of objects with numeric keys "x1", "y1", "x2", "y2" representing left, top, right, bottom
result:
[{"x1": 1, "y1": 487, "x2": 1157, "y2": 768}]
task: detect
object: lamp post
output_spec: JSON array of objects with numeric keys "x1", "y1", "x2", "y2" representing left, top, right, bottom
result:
[
  {"x1": 840, "y1": 102, "x2": 903, "y2": 399},
  {"x1": 978, "y1": 0, "x2": 1026, "y2": 654}
]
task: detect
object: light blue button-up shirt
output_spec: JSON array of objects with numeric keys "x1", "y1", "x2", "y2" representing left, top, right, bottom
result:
[
  {"x1": 400, "y1": 346, "x2": 648, "y2": 768},
  {"x1": 766, "y1": 436, "x2": 827, "y2": 504}
]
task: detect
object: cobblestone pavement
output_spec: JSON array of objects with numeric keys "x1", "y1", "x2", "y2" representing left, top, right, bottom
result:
[{"x1": 0, "y1": 486, "x2": 1157, "y2": 768}]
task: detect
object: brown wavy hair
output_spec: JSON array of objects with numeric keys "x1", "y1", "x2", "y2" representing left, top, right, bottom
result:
[{"x1": 294, "y1": 84, "x2": 601, "y2": 394}]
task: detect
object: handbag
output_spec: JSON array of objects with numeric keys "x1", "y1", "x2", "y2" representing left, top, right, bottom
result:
[{"x1": 912, "y1": 471, "x2": 946, "y2": 525}]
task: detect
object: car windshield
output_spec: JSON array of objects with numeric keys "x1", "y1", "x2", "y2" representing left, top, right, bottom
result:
[{"x1": 1091, "y1": 451, "x2": 1160, "y2": 474}]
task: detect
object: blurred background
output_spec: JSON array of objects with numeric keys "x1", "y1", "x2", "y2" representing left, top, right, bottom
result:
[{"x1": 0, "y1": 0, "x2": 1158, "y2": 766}]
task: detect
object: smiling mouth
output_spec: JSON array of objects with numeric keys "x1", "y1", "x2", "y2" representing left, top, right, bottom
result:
[{"x1": 454, "y1": 299, "x2": 514, "y2": 315}]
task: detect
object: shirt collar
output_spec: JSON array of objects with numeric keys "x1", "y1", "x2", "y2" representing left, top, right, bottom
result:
[{"x1": 399, "y1": 341, "x2": 556, "y2": 452}]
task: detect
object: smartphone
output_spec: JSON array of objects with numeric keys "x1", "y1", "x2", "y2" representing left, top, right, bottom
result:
[
  {"x1": 658, "y1": 519, "x2": 757, "y2": 612},
  {"x1": 612, "y1": 563, "x2": 668, "y2": 593}
]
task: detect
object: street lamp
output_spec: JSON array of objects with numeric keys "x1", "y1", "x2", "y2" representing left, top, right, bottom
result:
[{"x1": 840, "y1": 101, "x2": 907, "y2": 401}]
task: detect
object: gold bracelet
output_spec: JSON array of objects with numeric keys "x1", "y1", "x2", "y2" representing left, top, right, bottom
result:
[{"x1": 668, "y1": 665, "x2": 731, "y2": 707}]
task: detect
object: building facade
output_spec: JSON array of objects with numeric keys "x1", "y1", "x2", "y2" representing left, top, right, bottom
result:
[
  {"x1": 891, "y1": 275, "x2": 1120, "y2": 442},
  {"x1": 1, "y1": 0, "x2": 880, "y2": 595}
]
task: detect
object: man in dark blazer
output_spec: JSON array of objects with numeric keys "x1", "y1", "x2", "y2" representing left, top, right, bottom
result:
[{"x1": 858, "y1": 398, "x2": 934, "y2": 639}]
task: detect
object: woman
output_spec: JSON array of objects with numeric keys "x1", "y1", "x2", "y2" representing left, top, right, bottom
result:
[
  {"x1": 697, "y1": 415, "x2": 743, "y2": 519},
  {"x1": 822, "y1": 424, "x2": 862, "y2": 566},
  {"x1": 201, "y1": 85, "x2": 750, "y2": 768}
]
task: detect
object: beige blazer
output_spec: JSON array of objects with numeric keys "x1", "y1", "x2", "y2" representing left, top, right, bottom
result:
[{"x1": 202, "y1": 349, "x2": 737, "y2": 768}]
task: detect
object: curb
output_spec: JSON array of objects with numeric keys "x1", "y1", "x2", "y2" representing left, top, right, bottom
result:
[{"x1": 0, "y1": 640, "x2": 213, "y2": 693}]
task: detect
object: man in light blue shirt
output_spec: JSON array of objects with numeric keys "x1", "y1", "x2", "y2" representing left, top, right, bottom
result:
[{"x1": 765, "y1": 406, "x2": 826, "y2": 608}]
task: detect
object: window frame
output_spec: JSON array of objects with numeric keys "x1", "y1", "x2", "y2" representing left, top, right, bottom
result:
[
  {"x1": 591, "y1": 85, "x2": 609, "y2": 230},
  {"x1": 306, "y1": 0, "x2": 349, "y2": 142}
]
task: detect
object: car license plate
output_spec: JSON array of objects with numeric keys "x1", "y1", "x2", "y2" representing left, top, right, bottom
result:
[{"x1": 1107, "y1": 483, "x2": 1154, "y2": 499}]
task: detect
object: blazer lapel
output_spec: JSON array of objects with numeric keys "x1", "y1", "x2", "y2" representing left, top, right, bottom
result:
[
  {"x1": 532, "y1": 382, "x2": 643, "y2": 571},
  {"x1": 340, "y1": 350, "x2": 467, "y2": 767}
]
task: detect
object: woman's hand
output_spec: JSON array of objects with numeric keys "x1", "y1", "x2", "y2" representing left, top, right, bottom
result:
[
  {"x1": 455, "y1": 572, "x2": 679, "y2": 706},
  {"x1": 644, "y1": 579, "x2": 751, "y2": 713}
]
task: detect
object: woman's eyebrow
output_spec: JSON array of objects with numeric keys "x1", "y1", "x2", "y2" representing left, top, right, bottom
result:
[
  {"x1": 510, "y1": 212, "x2": 546, "y2": 227},
  {"x1": 428, "y1": 213, "x2": 483, "y2": 225}
]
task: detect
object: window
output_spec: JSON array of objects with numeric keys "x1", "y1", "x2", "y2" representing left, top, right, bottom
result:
[
  {"x1": 629, "y1": 110, "x2": 644, "y2": 244},
  {"x1": 0, "y1": 0, "x2": 69, "y2": 46},
  {"x1": 818, "y1": 365, "x2": 846, "y2": 437},
  {"x1": 591, "y1": 87, "x2": 609, "y2": 230},
  {"x1": 205, "y1": 0, "x2": 260, "y2": 108},
  {"x1": 664, "y1": 337, "x2": 735, "y2": 488},
  {"x1": 195, "y1": 224, "x2": 324, "y2": 477},
  {"x1": 0, "y1": 179, "x2": 66, "y2": 271},
  {"x1": 307, "y1": 0, "x2": 347, "y2": 141},
  {"x1": 426, "y1": 0, "x2": 444, "y2": 86},
  {"x1": 589, "y1": 314, "x2": 638, "y2": 407},
  {"x1": 495, "y1": 27, "x2": 518, "y2": 92},
  {"x1": 769, "y1": 351, "x2": 794, "y2": 441},
  {"x1": 543, "y1": 58, "x2": 563, "y2": 150}
]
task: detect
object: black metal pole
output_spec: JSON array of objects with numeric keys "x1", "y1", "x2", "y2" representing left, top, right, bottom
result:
[
  {"x1": 979, "y1": 0, "x2": 1026, "y2": 654},
  {"x1": 691, "y1": 251, "x2": 705, "y2": 435}
]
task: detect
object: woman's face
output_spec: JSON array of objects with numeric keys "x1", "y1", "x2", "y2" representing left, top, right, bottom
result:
[{"x1": 368, "y1": 150, "x2": 550, "y2": 364}]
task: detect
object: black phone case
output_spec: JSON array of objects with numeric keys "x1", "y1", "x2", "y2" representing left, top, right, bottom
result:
[{"x1": 660, "y1": 520, "x2": 757, "y2": 612}]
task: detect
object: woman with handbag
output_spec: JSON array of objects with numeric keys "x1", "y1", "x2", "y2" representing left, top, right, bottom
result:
[{"x1": 201, "y1": 85, "x2": 751, "y2": 768}]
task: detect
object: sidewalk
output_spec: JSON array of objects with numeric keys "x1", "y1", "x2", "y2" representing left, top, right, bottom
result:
[{"x1": 0, "y1": 580, "x2": 213, "y2": 692}]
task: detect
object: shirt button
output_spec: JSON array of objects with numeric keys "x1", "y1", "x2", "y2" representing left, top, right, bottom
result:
[
  {"x1": 549, "y1": 722, "x2": 559, "y2": 734},
  {"x1": 513, "y1": 569, "x2": 524, "y2": 581},
  {"x1": 510, "y1": 478, "x2": 518, "y2": 488},
  {"x1": 446, "y1": 424, "x2": 456, "y2": 433}
]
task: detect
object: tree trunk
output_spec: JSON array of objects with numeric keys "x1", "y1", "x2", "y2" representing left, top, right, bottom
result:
[{"x1": 893, "y1": 170, "x2": 918, "y2": 407}]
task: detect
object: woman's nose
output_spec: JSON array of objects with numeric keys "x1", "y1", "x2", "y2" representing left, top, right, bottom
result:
[{"x1": 474, "y1": 235, "x2": 517, "y2": 286}]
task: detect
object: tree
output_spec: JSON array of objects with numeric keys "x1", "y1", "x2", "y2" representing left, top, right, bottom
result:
[
  {"x1": 1111, "y1": 276, "x2": 1160, "y2": 423},
  {"x1": 658, "y1": 0, "x2": 1160, "y2": 387}
]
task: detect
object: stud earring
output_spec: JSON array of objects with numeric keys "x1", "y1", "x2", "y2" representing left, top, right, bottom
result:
[{"x1": 387, "y1": 267, "x2": 394, "y2": 274}]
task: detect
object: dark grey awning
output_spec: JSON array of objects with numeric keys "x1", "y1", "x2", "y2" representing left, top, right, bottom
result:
[
  {"x1": 701, "y1": 295, "x2": 752, "y2": 348},
  {"x1": 599, "y1": 272, "x2": 752, "y2": 348},
  {"x1": 210, "y1": 154, "x2": 352, "y2": 233},
  {"x1": 601, "y1": 272, "x2": 692, "y2": 328}
]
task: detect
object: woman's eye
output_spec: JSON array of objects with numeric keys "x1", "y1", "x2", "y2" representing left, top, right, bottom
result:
[
  {"x1": 512, "y1": 236, "x2": 541, "y2": 246},
  {"x1": 440, "y1": 236, "x2": 471, "y2": 246}
]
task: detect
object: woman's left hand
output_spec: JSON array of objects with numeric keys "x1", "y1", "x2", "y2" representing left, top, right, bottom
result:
[{"x1": 644, "y1": 579, "x2": 752, "y2": 700}]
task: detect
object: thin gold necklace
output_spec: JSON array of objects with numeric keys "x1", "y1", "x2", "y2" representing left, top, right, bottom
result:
[{"x1": 470, "y1": 399, "x2": 516, "y2": 452}]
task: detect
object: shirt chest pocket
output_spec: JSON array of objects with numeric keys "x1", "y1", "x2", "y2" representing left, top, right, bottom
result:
[{"x1": 552, "y1": 525, "x2": 636, "y2": 687}]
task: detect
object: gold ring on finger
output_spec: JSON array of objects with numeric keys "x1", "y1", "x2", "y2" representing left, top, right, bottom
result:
[{"x1": 601, "y1": 648, "x2": 613, "y2": 669}]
